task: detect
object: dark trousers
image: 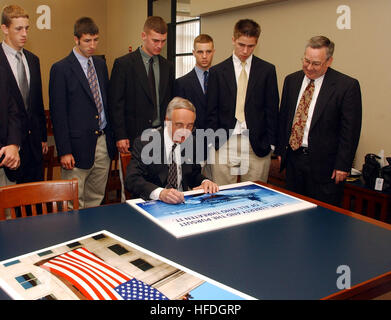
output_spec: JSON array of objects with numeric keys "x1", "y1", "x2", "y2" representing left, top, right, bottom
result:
[
  {"x1": 16, "y1": 141, "x2": 43, "y2": 184},
  {"x1": 285, "y1": 148, "x2": 344, "y2": 207}
]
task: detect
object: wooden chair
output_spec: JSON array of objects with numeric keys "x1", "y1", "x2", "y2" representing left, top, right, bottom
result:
[
  {"x1": 0, "y1": 179, "x2": 79, "y2": 220},
  {"x1": 120, "y1": 152, "x2": 132, "y2": 200},
  {"x1": 267, "y1": 154, "x2": 286, "y2": 188},
  {"x1": 104, "y1": 153, "x2": 122, "y2": 204}
]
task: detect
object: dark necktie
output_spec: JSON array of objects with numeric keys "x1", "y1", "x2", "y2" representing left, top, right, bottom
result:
[
  {"x1": 167, "y1": 143, "x2": 178, "y2": 189},
  {"x1": 148, "y1": 57, "x2": 157, "y2": 110},
  {"x1": 87, "y1": 59, "x2": 104, "y2": 128},
  {"x1": 15, "y1": 52, "x2": 29, "y2": 109},
  {"x1": 289, "y1": 79, "x2": 315, "y2": 150},
  {"x1": 203, "y1": 70, "x2": 209, "y2": 94}
]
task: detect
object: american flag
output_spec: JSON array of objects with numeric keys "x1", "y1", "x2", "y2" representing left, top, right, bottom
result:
[{"x1": 41, "y1": 247, "x2": 169, "y2": 300}]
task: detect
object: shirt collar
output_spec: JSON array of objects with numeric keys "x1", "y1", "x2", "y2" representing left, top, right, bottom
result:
[
  {"x1": 73, "y1": 47, "x2": 92, "y2": 68},
  {"x1": 2, "y1": 41, "x2": 23, "y2": 56},
  {"x1": 232, "y1": 52, "x2": 253, "y2": 67}
]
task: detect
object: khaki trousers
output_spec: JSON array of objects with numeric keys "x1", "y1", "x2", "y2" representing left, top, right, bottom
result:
[
  {"x1": 0, "y1": 168, "x2": 16, "y2": 219},
  {"x1": 62, "y1": 135, "x2": 111, "y2": 209},
  {"x1": 211, "y1": 134, "x2": 271, "y2": 186}
]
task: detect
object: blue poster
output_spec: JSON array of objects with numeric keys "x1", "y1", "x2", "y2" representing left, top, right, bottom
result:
[{"x1": 127, "y1": 182, "x2": 316, "y2": 238}]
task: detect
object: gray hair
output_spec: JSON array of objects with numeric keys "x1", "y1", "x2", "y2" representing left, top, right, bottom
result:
[
  {"x1": 306, "y1": 36, "x2": 335, "y2": 60},
  {"x1": 165, "y1": 97, "x2": 196, "y2": 120}
]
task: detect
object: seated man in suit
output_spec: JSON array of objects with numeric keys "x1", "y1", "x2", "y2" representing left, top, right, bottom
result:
[{"x1": 125, "y1": 97, "x2": 219, "y2": 204}]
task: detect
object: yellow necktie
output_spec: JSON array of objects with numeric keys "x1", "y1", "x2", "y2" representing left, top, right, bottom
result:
[{"x1": 235, "y1": 62, "x2": 248, "y2": 123}]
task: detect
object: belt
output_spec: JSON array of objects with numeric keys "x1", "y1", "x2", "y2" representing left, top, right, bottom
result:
[{"x1": 291, "y1": 146, "x2": 309, "y2": 155}]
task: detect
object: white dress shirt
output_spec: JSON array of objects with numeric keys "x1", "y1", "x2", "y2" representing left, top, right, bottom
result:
[{"x1": 295, "y1": 74, "x2": 325, "y2": 147}]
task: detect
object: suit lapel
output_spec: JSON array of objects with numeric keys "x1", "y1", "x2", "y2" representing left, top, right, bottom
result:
[
  {"x1": 134, "y1": 49, "x2": 154, "y2": 104},
  {"x1": 309, "y1": 69, "x2": 336, "y2": 131},
  {"x1": 222, "y1": 57, "x2": 237, "y2": 100},
  {"x1": 287, "y1": 72, "x2": 306, "y2": 128},
  {"x1": 67, "y1": 51, "x2": 95, "y2": 104},
  {"x1": 159, "y1": 55, "x2": 169, "y2": 105},
  {"x1": 0, "y1": 45, "x2": 25, "y2": 111}
]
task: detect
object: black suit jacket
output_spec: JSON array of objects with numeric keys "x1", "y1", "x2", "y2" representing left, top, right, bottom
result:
[
  {"x1": 0, "y1": 67, "x2": 22, "y2": 181},
  {"x1": 109, "y1": 48, "x2": 175, "y2": 148},
  {"x1": 276, "y1": 68, "x2": 362, "y2": 183},
  {"x1": 49, "y1": 51, "x2": 116, "y2": 169},
  {"x1": 207, "y1": 55, "x2": 279, "y2": 157},
  {"x1": 0, "y1": 45, "x2": 47, "y2": 167},
  {"x1": 125, "y1": 128, "x2": 206, "y2": 200},
  {"x1": 175, "y1": 68, "x2": 208, "y2": 129}
]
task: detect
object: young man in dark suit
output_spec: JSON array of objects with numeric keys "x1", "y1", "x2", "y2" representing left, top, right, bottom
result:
[
  {"x1": 0, "y1": 5, "x2": 47, "y2": 184},
  {"x1": 126, "y1": 97, "x2": 219, "y2": 204},
  {"x1": 276, "y1": 36, "x2": 362, "y2": 206},
  {"x1": 207, "y1": 19, "x2": 279, "y2": 186},
  {"x1": 49, "y1": 17, "x2": 116, "y2": 209},
  {"x1": 175, "y1": 34, "x2": 215, "y2": 130},
  {"x1": 0, "y1": 66, "x2": 21, "y2": 187},
  {"x1": 109, "y1": 16, "x2": 175, "y2": 154}
]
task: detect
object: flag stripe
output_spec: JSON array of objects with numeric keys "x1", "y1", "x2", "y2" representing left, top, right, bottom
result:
[
  {"x1": 42, "y1": 263, "x2": 99, "y2": 300},
  {"x1": 69, "y1": 248, "x2": 131, "y2": 282},
  {"x1": 58, "y1": 254, "x2": 123, "y2": 287},
  {"x1": 53, "y1": 257, "x2": 121, "y2": 300},
  {"x1": 45, "y1": 260, "x2": 111, "y2": 300}
]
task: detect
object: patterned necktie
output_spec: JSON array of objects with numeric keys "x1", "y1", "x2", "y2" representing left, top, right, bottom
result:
[
  {"x1": 203, "y1": 70, "x2": 209, "y2": 94},
  {"x1": 289, "y1": 79, "x2": 315, "y2": 150},
  {"x1": 167, "y1": 143, "x2": 178, "y2": 189},
  {"x1": 87, "y1": 59, "x2": 103, "y2": 128},
  {"x1": 235, "y1": 61, "x2": 248, "y2": 123},
  {"x1": 15, "y1": 52, "x2": 29, "y2": 109}
]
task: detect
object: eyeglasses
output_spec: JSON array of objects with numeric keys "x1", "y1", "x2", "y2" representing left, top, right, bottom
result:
[
  {"x1": 301, "y1": 57, "x2": 328, "y2": 68},
  {"x1": 173, "y1": 122, "x2": 195, "y2": 131}
]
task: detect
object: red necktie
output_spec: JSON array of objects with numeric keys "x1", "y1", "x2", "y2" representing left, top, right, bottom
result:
[{"x1": 289, "y1": 80, "x2": 315, "y2": 150}]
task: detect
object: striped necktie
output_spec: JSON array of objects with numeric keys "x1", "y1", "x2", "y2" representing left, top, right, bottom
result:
[{"x1": 87, "y1": 59, "x2": 103, "y2": 128}]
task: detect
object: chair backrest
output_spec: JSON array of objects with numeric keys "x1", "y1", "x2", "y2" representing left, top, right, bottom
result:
[
  {"x1": 0, "y1": 179, "x2": 79, "y2": 220},
  {"x1": 120, "y1": 152, "x2": 132, "y2": 200}
]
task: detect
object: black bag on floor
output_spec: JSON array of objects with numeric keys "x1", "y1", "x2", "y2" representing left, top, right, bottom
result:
[{"x1": 362, "y1": 153, "x2": 381, "y2": 189}]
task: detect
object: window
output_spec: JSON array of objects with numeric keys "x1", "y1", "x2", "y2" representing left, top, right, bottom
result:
[
  {"x1": 67, "y1": 241, "x2": 82, "y2": 249},
  {"x1": 15, "y1": 273, "x2": 40, "y2": 290},
  {"x1": 175, "y1": 4, "x2": 200, "y2": 78},
  {"x1": 38, "y1": 294, "x2": 57, "y2": 300},
  {"x1": 3, "y1": 260, "x2": 20, "y2": 267},
  {"x1": 131, "y1": 258, "x2": 153, "y2": 272},
  {"x1": 92, "y1": 233, "x2": 107, "y2": 241},
  {"x1": 108, "y1": 244, "x2": 129, "y2": 256},
  {"x1": 38, "y1": 250, "x2": 54, "y2": 257}
]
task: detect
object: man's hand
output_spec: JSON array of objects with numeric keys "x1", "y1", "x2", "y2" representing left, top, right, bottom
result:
[
  {"x1": 193, "y1": 180, "x2": 219, "y2": 194},
  {"x1": 61, "y1": 154, "x2": 75, "y2": 170},
  {"x1": 159, "y1": 188, "x2": 185, "y2": 204},
  {"x1": 332, "y1": 169, "x2": 348, "y2": 184},
  {"x1": 0, "y1": 145, "x2": 20, "y2": 169},
  {"x1": 116, "y1": 139, "x2": 130, "y2": 154},
  {"x1": 42, "y1": 142, "x2": 49, "y2": 155}
]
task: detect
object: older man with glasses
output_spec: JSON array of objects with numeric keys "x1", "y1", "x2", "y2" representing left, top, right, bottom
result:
[{"x1": 276, "y1": 36, "x2": 362, "y2": 206}]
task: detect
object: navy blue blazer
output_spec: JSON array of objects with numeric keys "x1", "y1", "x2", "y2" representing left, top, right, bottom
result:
[
  {"x1": 207, "y1": 56, "x2": 279, "y2": 157},
  {"x1": 0, "y1": 66, "x2": 22, "y2": 181},
  {"x1": 175, "y1": 68, "x2": 208, "y2": 130},
  {"x1": 0, "y1": 45, "x2": 47, "y2": 166},
  {"x1": 49, "y1": 51, "x2": 116, "y2": 169}
]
